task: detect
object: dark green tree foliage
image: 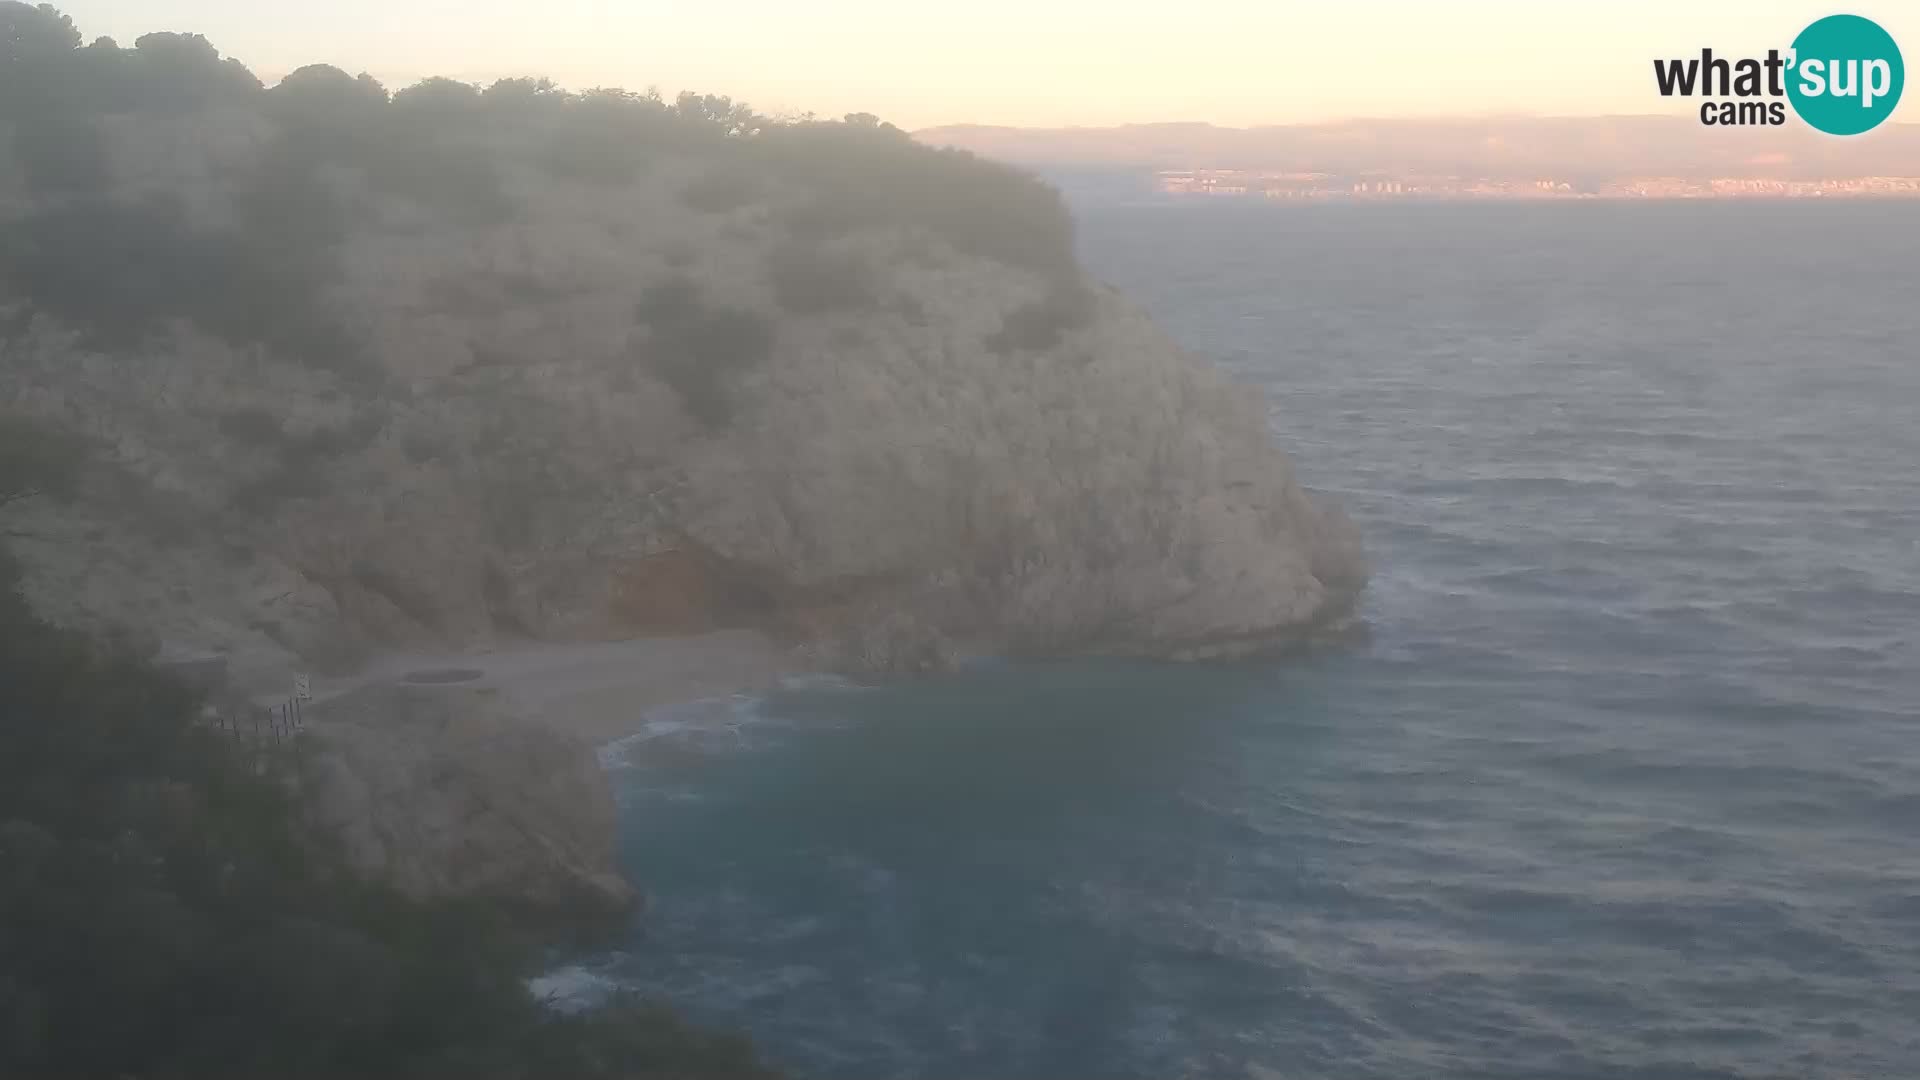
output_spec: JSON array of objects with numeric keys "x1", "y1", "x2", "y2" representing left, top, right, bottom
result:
[
  {"x1": 2, "y1": 1, "x2": 1085, "y2": 388},
  {"x1": 8, "y1": 110, "x2": 105, "y2": 190},
  {"x1": 680, "y1": 165, "x2": 765, "y2": 213},
  {"x1": 545, "y1": 89, "x2": 673, "y2": 184},
  {"x1": 0, "y1": 1, "x2": 78, "y2": 109},
  {"x1": 674, "y1": 91, "x2": 762, "y2": 136},
  {"x1": 3, "y1": 3, "x2": 100, "y2": 190},
  {"x1": 390, "y1": 74, "x2": 482, "y2": 115},
  {"x1": 0, "y1": 552, "x2": 777, "y2": 1078},
  {"x1": 2, "y1": 10, "x2": 252, "y2": 123},
  {"x1": 3, "y1": 198, "x2": 361, "y2": 369},
  {"x1": 1, "y1": 2, "x2": 79, "y2": 57},
  {"x1": 635, "y1": 278, "x2": 774, "y2": 427},
  {"x1": 767, "y1": 238, "x2": 878, "y2": 315},
  {"x1": 985, "y1": 282, "x2": 1097, "y2": 355},
  {"x1": 0, "y1": 413, "x2": 89, "y2": 508},
  {"x1": 759, "y1": 120, "x2": 1082, "y2": 282},
  {"x1": 268, "y1": 64, "x2": 389, "y2": 136},
  {"x1": 0, "y1": 12, "x2": 365, "y2": 369},
  {"x1": 483, "y1": 75, "x2": 567, "y2": 112},
  {"x1": 124, "y1": 31, "x2": 263, "y2": 110}
]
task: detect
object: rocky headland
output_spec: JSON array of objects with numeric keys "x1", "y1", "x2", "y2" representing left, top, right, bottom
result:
[{"x1": 1, "y1": 31, "x2": 1364, "y2": 911}]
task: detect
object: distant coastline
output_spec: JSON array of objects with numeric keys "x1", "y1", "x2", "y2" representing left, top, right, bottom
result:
[
  {"x1": 1150, "y1": 169, "x2": 1920, "y2": 201},
  {"x1": 918, "y1": 115, "x2": 1920, "y2": 204}
]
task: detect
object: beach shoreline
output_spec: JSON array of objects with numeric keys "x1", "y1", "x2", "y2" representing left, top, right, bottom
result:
[{"x1": 293, "y1": 629, "x2": 799, "y2": 746}]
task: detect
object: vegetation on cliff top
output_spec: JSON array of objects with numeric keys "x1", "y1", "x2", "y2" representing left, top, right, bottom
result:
[
  {"x1": 0, "y1": 541, "x2": 776, "y2": 1077},
  {"x1": 1, "y1": 1, "x2": 1085, "y2": 405}
]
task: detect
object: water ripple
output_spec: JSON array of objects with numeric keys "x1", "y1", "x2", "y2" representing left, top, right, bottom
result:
[{"x1": 569, "y1": 202, "x2": 1920, "y2": 1079}]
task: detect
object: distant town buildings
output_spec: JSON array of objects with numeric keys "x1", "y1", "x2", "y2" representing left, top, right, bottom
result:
[{"x1": 1152, "y1": 170, "x2": 1920, "y2": 201}]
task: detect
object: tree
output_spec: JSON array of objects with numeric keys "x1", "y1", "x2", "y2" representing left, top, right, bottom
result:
[
  {"x1": 128, "y1": 30, "x2": 261, "y2": 109},
  {"x1": 391, "y1": 75, "x2": 482, "y2": 117},
  {"x1": 0, "y1": 546, "x2": 781, "y2": 1078},
  {"x1": 274, "y1": 63, "x2": 386, "y2": 103},
  {"x1": 0, "y1": 1, "x2": 79, "y2": 61},
  {"x1": 0, "y1": 2, "x2": 79, "y2": 117},
  {"x1": 577, "y1": 86, "x2": 646, "y2": 108},
  {"x1": 268, "y1": 63, "x2": 388, "y2": 130},
  {"x1": 482, "y1": 75, "x2": 566, "y2": 110},
  {"x1": 675, "y1": 91, "x2": 763, "y2": 136}
]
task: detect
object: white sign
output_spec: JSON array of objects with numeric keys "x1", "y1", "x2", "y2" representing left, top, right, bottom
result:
[{"x1": 293, "y1": 673, "x2": 312, "y2": 702}]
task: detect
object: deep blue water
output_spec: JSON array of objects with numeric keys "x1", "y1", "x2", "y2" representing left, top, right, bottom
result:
[{"x1": 574, "y1": 202, "x2": 1920, "y2": 1078}]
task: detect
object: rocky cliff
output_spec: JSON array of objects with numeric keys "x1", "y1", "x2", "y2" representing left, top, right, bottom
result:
[
  {"x1": 0, "y1": 69, "x2": 1362, "y2": 681},
  {"x1": 1, "y1": 26, "x2": 1363, "y2": 905},
  {"x1": 295, "y1": 681, "x2": 635, "y2": 916}
]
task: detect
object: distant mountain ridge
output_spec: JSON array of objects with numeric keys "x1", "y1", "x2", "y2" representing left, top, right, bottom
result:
[{"x1": 917, "y1": 116, "x2": 1920, "y2": 182}]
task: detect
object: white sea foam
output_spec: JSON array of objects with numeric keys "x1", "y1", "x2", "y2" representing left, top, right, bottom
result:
[
  {"x1": 596, "y1": 693, "x2": 775, "y2": 769},
  {"x1": 776, "y1": 671, "x2": 869, "y2": 693},
  {"x1": 527, "y1": 964, "x2": 618, "y2": 1012}
]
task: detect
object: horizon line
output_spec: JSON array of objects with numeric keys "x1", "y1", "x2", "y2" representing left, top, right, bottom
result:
[{"x1": 915, "y1": 115, "x2": 1920, "y2": 134}]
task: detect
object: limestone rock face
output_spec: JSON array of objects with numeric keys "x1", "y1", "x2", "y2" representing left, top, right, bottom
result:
[
  {"x1": 676, "y1": 289, "x2": 1368, "y2": 661},
  {"x1": 295, "y1": 682, "x2": 636, "y2": 916},
  {"x1": 0, "y1": 105, "x2": 1365, "y2": 677}
]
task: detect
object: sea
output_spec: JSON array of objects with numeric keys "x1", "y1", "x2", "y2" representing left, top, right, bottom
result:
[{"x1": 555, "y1": 200, "x2": 1920, "y2": 1079}]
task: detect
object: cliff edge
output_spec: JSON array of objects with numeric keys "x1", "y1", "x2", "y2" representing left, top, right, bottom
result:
[
  {"x1": 296, "y1": 681, "x2": 635, "y2": 916},
  {"x1": 0, "y1": 22, "x2": 1365, "y2": 911},
  {"x1": 0, "y1": 61, "x2": 1363, "y2": 678}
]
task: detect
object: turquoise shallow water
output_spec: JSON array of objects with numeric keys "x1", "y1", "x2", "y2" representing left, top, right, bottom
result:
[{"x1": 574, "y1": 201, "x2": 1920, "y2": 1078}]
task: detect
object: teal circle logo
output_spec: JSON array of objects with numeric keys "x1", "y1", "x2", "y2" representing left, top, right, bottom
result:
[{"x1": 1787, "y1": 14, "x2": 1904, "y2": 135}]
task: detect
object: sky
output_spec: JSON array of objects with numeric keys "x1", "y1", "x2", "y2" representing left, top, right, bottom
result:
[{"x1": 46, "y1": 1, "x2": 1920, "y2": 130}]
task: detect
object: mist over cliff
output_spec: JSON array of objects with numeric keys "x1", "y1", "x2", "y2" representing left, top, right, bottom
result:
[{"x1": 1, "y1": 3, "x2": 1364, "y2": 688}]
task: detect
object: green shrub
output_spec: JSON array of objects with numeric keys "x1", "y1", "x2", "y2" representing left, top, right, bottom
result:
[
  {"x1": 389, "y1": 75, "x2": 481, "y2": 116},
  {"x1": 986, "y1": 282, "x2": 1096, "y2": 354},
  {"x1": 0, "y1": 198, "x2": 366, "y2": 372},
  {"x1": 635, "y1": 277, "x2": 773, "y2": 427},
  {"x1": 6, "y1": 8, "x2": 1085, "y2": 364},
  {"x1": 767, "y1": 238, "x2": 878, "y2": 314},
  {"x1": 122, "y1": 30, "x2": 262, "y2": 111},
  {"x1": 760, "y1": 120, "x2": 1079, "y2": 280},
  {"x1": 0, "y1": 553, "x2": 780, "y2": 1079},
  {"x1": 11, "y1": 115, "x2": 109, "y2": 193},
  {"x1": 212, "y1": 410, "x2": 381, "y2": 513},
  {"x1": 674, "y1": 91, "x2": 762, "y2": 136},
  {"x1": 355, "y1": 131, "x2": 513, "y2": 225},
  {"x1": 0, "y1": 413, "x2": 90, "y2": 508},
  {"x1": 544, "y1": 116, "x2": 654, "y2": 184},
  {"x1": 680, "y1": 166, "x2": 764, "y2": 213},
  {"x1": 350, "y1": 557, "x2": 443, "y2": 627}
]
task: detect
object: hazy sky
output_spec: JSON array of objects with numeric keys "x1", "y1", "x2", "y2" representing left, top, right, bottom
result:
[{"x1": 48, "y1": 1, "x2": 1920, "y2": 129}]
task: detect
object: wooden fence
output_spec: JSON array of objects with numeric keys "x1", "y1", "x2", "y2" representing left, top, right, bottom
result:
[{"x1": 207, "y1": 696, "x2": 307, "y2": 746}]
